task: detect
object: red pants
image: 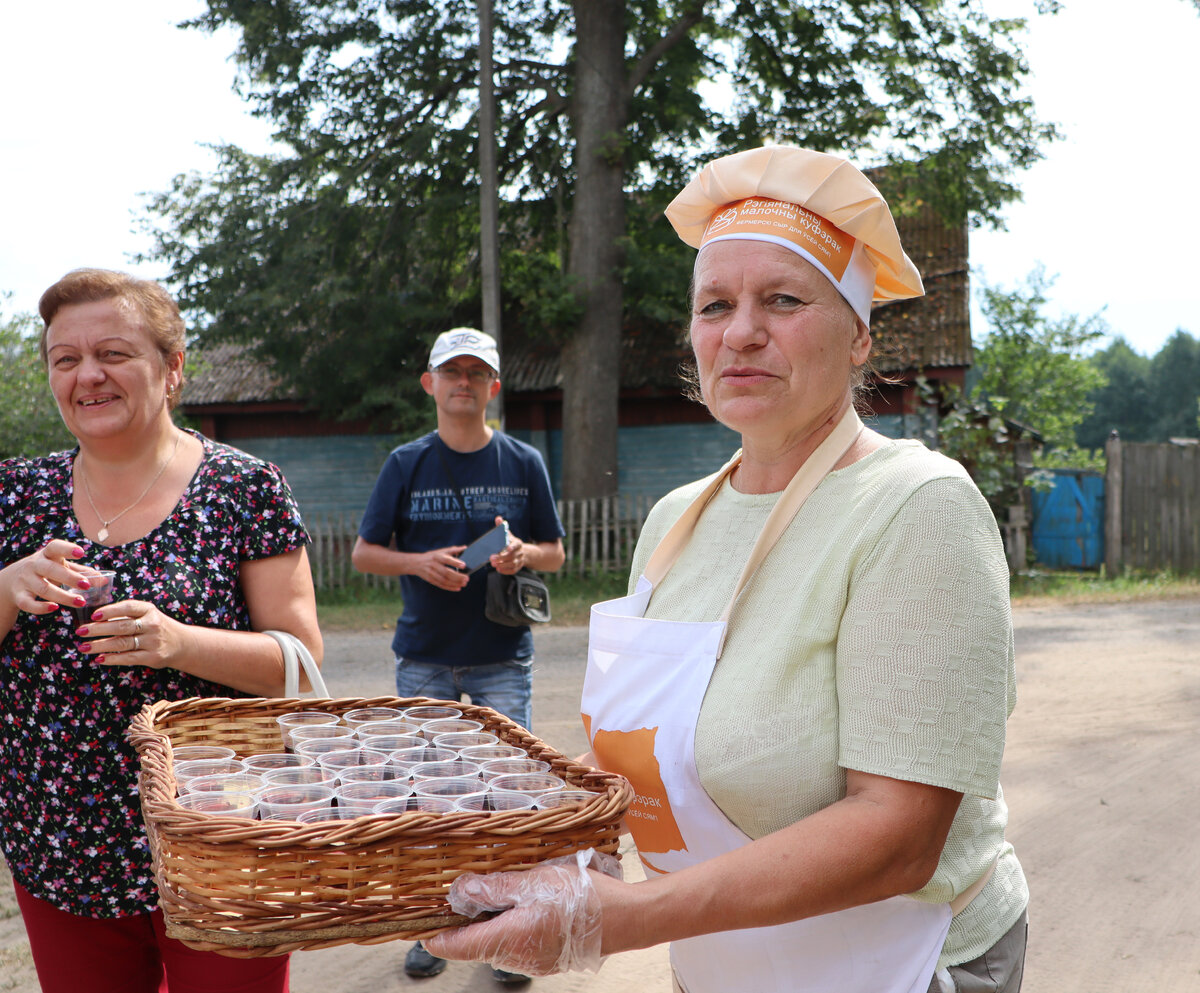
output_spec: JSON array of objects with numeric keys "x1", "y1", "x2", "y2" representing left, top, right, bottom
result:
[{"x1": 13, "y1": 880, "x2": 290, "y2": 993}]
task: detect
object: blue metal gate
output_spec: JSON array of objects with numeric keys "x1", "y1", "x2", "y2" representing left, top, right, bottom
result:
[{"x1": 1029, "y1": 470, "x2": 1105, "y2": 569}]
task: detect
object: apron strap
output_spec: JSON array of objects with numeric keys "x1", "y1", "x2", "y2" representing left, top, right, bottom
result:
[{"x1": 643, "y1": 406, "x2": 864, "y2": 656}]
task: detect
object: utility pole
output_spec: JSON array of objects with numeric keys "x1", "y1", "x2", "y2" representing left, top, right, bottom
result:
[{"x1": 478, "y1": 0, "x2": 503, "y2": 425}]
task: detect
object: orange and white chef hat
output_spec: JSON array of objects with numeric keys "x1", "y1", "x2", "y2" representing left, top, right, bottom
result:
[{"x1": 664, "y1": 145, "x2": 923, "y2": 326}]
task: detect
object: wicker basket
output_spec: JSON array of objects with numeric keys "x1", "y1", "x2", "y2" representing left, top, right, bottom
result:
[{"x1": 128, "y1": 695, "x2": 632, "y2": 957}]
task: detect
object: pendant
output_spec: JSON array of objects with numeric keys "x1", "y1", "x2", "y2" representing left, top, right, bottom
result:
[{"x1": 97, "y1": 527, "x2": 109, "y2": 542}]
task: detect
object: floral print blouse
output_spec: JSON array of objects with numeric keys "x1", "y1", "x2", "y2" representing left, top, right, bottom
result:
[{"x1": 0, "y1": 431, "x2": 308, "y2": 918}]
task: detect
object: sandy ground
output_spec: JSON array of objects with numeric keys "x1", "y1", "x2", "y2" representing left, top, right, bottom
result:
[{"x1": 2, "y1": 596, "x2": 1198, "y2": 992}]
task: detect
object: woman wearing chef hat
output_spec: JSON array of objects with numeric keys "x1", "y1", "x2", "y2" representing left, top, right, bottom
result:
[{"x1": 427, "y1": 146, "x2": 1029, "y2": 993}]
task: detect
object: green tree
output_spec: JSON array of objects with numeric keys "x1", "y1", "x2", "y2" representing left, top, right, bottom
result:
[
  {"x1": 972, "y1": 266, "x2": 1107, "y2": 453},
  {"x1": 143, "y1": 0, "x2": 1058, "y2": 497},
  {"x1": 0, "y1": 303, "x2": 74, "y2": 459},
  {"x1": 922, "y1": 268, "x2": 1107, "y2": 509},
  {"x1": 1147, "y1": 330, "x2": 1200, "y2": 441},
  {"x1": 1075, "y1": 337, "x2": 1154, "y2": 448}
]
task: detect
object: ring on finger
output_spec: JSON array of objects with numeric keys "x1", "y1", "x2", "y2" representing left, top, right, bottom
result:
[
  {"x1": 133, "y1": 636, "x2": 140, "y2": 651},
  {"x1": 134, "y1": 618, "x2": 143, "y2": 634}
]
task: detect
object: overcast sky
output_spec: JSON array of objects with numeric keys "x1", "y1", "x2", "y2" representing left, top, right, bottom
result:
[{"x1": 3, "y1": 0, "x2": 1198, "y2": 357}]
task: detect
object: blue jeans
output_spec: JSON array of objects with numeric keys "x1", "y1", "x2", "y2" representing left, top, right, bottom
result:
[{"x1": 394, "y1": 656, "x2": 534, "y2": 731}]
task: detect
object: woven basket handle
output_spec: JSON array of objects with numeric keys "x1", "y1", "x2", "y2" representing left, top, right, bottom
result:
[{"x1": 265, "y1": 630, "x2": 329, "y2": 698}]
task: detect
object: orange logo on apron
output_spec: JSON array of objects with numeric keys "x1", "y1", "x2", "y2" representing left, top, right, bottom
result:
[{"x1": 590, "y1": 726, "x2": 687, "y2": 855}]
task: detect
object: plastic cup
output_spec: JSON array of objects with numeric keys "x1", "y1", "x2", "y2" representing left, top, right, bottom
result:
[
  {"x1": 290, "y1": 724, "x2": 357, "y2": 744},
  {"x1": 295, "y1": 737, "x2": 361, "y2": 760},
  {"x1": 261, "y1": 766, "x2": 336, "y2": 787},
  {"x1": 355, "y1": 721, "x2": 423, "y2": 741},
  {"x1": 536, "y1": 789, "x2": 600, "y2": 809},
  {"x1": 336, "y1": 765, "x2": 410, "y2": 786},
  {"x1": 342, "y1": 707, "x2": 406, "y2": 730},
  {"x1": 241, "y1": 752, "x2": 315, "y2": 773},
  {"x1": 276, "y1": 712, "x2": 341, "y2": 750},
  {"x1": 402, "y1": 705, "x2": 462, "y2": 722},
  {"x1": 410, "y1": 759, "x2": 482, "y2": 782},
  {"x1": 432, "y1": 731, "x2": 500, "y2": 751},
  {"x1": 355, "y1": 734, "x2": 424, "y2": 754},
  {"x1": 419, "y1": 718, "x2": 484, "y2": 740},
  {"x1": 317, "y1": 748, "x2": 391, "y2": 775},
  {"x1": 479, "y1": 758, "x2": 551, "y2": 781},
  {"x1": 177, "y1": 792, "x2": 257, "y2": 818},
  {"x1": 412, "y1": 776, "x2": 489, "y2": 804},
  {"x1": 489, "y1": 773, "x2": 566, "y2": 799},
  {"x1": 186, "y1": 773, "x2": 265, "y2": 797},
  {"x1": 257, "y1": 784, "x2": 335, "y2": 820},
  {"x1": 334, "y1": 780, "x2": 414, "y2": 816},
  {"x1": 67, "y1": 569, "x2": 117, "y2": 627},
  {"x1": 390, "y1": 745, "x2": 456, "y2": 767},
  {"x1": 458, "y1": 744, "x2": 527, "y2": 764},
  {"x1": 457, "y1": 792, "x2": 537, "y2": 812},
  {"x1": 375, "y1": 795, "x2": 456, "y2": 815},
  {"x1": 174, "y1": 757, "x2": 246, "y2": 787},
  {"x1": 171, "y1": 745, "x2": 236, "y2": 763}
]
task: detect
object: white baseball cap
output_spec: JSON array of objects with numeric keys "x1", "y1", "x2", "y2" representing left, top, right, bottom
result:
[{"x1": 428, "y1": 328, "x2": 500, "y2": 375}]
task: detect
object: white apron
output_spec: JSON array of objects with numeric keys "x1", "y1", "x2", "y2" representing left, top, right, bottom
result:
[{"x1": 581, "y1": 409, "x2": 952, "y2": 993}]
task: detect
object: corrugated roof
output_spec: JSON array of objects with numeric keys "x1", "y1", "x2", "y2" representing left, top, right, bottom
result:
[{"x1": 181, "y1": 342, "x2": 297, "y2": 406}]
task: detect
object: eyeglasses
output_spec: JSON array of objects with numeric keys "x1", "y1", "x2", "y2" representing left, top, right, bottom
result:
[{"x1": 433, "y1": 364, "x2": 496, "y2": 384}]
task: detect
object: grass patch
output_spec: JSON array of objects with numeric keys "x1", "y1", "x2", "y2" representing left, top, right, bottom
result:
[
  {"x1": 1010, "y1": 569, "x2": 1200, "y2": 606},
  {"x1": 314, "y1": 569, "x2": 1199, "y2": 630},
  {"x1": 315, "y1": 571, "x2": 630, "y2": 631}
]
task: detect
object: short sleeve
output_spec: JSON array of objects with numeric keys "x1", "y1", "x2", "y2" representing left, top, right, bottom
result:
[
  {"x1": 358, "y1": 451, "x2": 407, "y2": 547},
  {"x1": 836, "y1": 475, "x2": 1015, "y2": 799},
  {"x1": 231, "y1": 458, "x2": 309, "y2": 561}
]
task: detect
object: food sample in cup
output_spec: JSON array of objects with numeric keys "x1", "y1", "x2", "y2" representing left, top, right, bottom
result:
[
  {"x1": 389, "y1": 745, "x2": 456, "y2": 767},
  {"x1": 294, "y1": 737, "x2": 360, "y2": 760},
  {"x1": 186, "y1": 773, "x2": 265, "y2": 796},
  {"x1": 374, "y1": 795, "x2": 457, "y2": 815},
  {"x1": 342, "y1": 707, "x2": 406, "y2": 730},
  {"x1": 276, "y1": 711, "x2": 341, "y2": 750},
  {"x1": 402, "y1": 705, "x2": 462, "y2": 722},
  {"x1": 458, "y1": 792, "x2": 537, "y2": 812},
  {"x1": 176, "y1": 792, "x2": 257, "y2": 818},
  {"x1": 68, "y1": 569, "x2": 117, "y2": 626},
  {"x1": 479, "y1": 758, "x2": 551, "y2": 780},
  {"x1": 317, "y1": 748, "x2": 391, "y2": 775},
  {"x1": 489, "y1": 773, "x2": 567, "y2": 799},
  {"x1": 174, "y1": 757, "x2": 246, "y2": 791},
  {"x1": 458, "y1": 744, "x2": 527, "y2": 764},
  {"x1": 409, "y1": 759, "x2": 482, "y2": 782},
  {"x1": 432, "y1": 731, "x2": 500, "y2": 751},
  {"x1": 334, "y1": 780, "x2": 413, "y2": 815},
  {"x1": 261, "y1": 766, "x2": 336, "y2": 787},
  {"x1": 257, "y1": 784, "x2": 335, "y2": 820},
  {"x1": 336, "y1": 765, "x2": 410, "y2": 786},
  {"x1": 355, "y1": 721, "x2": 423, "y2": 740},
  {"x1": 412, "y1": 778, "x2": 489, "y2": 808},
  {"x1": 419, "y1": 718, "x2": 484, "y2": 740},
  {"x1": 242, "y1": 752, "x2": 316, "y2": 773}
]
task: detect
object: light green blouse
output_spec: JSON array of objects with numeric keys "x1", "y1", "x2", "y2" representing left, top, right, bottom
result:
[{"x1": 629, "y1": 439, "x2": 1028, "y2": 968}]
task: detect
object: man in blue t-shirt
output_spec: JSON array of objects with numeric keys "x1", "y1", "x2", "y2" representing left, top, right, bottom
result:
[{"x1": 352, "y1": 328, "x2": 564, "y2": 981}]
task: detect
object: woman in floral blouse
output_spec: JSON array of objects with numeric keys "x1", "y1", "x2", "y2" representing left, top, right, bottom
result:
[{"x1": 0, "y1": 269, "x2": 323, "y2": 992}]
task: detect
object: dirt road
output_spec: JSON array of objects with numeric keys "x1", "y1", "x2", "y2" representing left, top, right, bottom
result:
[{"x1": 2, "y1": 596, "x2": 1198, "y2": 992}]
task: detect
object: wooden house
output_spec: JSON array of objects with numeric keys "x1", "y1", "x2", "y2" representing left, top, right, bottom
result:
[{"x1": 180, "y1": 209, "x2": 970, "y2": 519}]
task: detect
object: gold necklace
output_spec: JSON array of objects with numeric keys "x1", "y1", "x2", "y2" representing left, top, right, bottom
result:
[{"x1": 78, "y1": 431, "x2": 184, "y2": 543}]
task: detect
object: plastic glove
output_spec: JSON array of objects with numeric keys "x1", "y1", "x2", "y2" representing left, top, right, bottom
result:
[{"x1": 424, "y1": 848, "x2": 622, "y2": 976}]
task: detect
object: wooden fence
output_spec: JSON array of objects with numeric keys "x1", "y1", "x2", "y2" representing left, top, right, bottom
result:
[
  {"x1": 306, "y1": 494, "x2": 657, "y2": 591},
  {"x1": 1106, "y1": 438, "x2": 1200, "y2": 573}
]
